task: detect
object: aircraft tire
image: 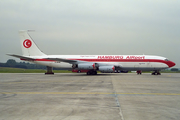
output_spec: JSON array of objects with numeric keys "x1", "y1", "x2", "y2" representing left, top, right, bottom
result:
[{"x1": 87, "y1": 72, "x2": 90, "y2": 75}]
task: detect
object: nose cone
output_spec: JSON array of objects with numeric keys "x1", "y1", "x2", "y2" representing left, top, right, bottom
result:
[{"x1": 168, "y1": 61, "x2": 176, "y2": 68}]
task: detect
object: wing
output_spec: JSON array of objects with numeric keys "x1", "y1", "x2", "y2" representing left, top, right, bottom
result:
[
  {"x1": 45, "y1": 58, "x2": 77, "y2": 63},
  {"x1": 7, "y1": 54, "x2": 122, "y2": 69},
  {"x1": 45, "y1": 58, "x2": 122, "y2": 67}
]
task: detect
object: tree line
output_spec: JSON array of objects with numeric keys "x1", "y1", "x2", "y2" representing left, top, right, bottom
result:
[
  {"x1": 0, "y1": 59, "x2": 62, "y2": 70},
  {"x1": 0, "y1": 59, "x2": 46, "y2": 69}
]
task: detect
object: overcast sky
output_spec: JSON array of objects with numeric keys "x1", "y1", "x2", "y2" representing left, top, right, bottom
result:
[{"x1": 0, "y1": 0, "x2": 180, "y2": 67}]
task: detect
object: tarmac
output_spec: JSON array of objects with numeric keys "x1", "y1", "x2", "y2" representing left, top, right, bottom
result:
[{"x1": 0, "y1": 73, "x2": 180, "y2": 120}]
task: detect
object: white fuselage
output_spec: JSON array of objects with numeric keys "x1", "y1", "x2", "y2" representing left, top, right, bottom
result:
[{"x1": 28, "y1": 55, "x2": 172, "y2": 71}]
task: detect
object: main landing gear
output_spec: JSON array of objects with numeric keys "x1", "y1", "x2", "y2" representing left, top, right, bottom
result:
[
  {"x1": 151, "y1": 71, "x2": 161, "y2": 75},
  {"x1": 87, "y1": 70, "x2": 97, "y2": 75},
  {"x1": 45, "y1": 66, "x2": 54, "y2": 75},
  {"x1": 137, "y1": 70, "x2": 142, "y2": 75}
]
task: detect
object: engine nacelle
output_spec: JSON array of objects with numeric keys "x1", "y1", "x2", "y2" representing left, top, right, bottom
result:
[
  {"x1": 99, "y1": 66, "x2": 115, "y2": 73},
  {"x1": 72, "y1": 63, "x2": 96, "y2": 70}
]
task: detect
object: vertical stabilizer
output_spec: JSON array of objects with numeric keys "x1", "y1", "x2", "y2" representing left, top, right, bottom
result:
[{"x1": 19, "y1": 30, "x2": 46, "y2": 56}]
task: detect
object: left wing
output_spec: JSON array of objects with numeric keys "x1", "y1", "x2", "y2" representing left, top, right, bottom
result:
[
  {"x1": 45, "y1": 58, "x2": 77, "y2": 63},
  {"x1": 45, "y1": 57, "x2": 122, "y2": 67}
]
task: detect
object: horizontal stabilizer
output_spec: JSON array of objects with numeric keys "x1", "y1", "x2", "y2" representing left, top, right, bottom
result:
[{"x1": 7, "y1": 54, "x2": 35, "y2": 61}]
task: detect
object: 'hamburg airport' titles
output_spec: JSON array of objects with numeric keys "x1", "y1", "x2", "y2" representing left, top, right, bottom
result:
[{"x1": 97, "y1": 56, "x2": 145, "y2": 59}]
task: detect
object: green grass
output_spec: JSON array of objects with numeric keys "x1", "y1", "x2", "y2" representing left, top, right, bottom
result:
[
  {"x1": 160, "y1": 70, "x2": 180, "y2": 73},
  {"x1": 0, "y1": 67, "x2": 72, "y2": 73},
  {"x1": 134, "y1": 71, "x2": 180, "y2": 73}
]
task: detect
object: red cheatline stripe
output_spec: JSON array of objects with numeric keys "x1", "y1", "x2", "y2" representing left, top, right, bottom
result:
[
  {"x1": 69, "y1": 59, "x2": 165, "y2": 63},
  {"x1": 25, "y1": 58, "x2": 166, "y2": 63}
]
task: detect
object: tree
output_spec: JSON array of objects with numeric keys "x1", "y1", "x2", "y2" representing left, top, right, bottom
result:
[
  {"x1": 0, "y1": 63, "x2": 6, "y2": 67},
  {"x1": 171, "y1": 68, "x2": 179, "y2": 71},
  {"x1": 15, "y1": 65, "x2": 27, "y2": 69},
  {"x1": 6, "y1": 59, "x2": 17, "y2": 67}
]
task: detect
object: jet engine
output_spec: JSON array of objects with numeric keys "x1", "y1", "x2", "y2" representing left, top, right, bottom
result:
[
  {"x1": 72, "y1": 63, "x2": 96, "y2": 70},
  {"x1": 99, "y1": 66, "x2": 115, "y2": 73}
]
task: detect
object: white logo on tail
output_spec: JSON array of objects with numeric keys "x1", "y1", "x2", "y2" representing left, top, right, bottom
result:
[{"x1": 23, "y1": 39, "x2": 32, "y2": 48}]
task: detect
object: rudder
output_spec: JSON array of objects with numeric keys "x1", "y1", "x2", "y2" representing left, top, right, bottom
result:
[{"x1": 19, "y1": 30, "x2": 46, "y2": 56}]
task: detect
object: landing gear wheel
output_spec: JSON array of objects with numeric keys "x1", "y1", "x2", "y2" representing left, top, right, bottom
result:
[
  {"x1": 151, "y1": 72, "x2": 155, "y2": 75},
  {"x1": 93, "y1": 71, "x2": 97, "y2": 75},
  {"x1": 86, "y1": 70, "x2": 97, "y2": 75},
  {"x1": 152, "y1": 71, "x2": 161, "y2": 75},
  {"x1": 87, "y1": 71, "x2": 90, "y2": 75},
  {"x1": 157, "y1": 72, "x2": 161, "y2": 75},
  {"x1": 137, "y1": 70, "x2": 142, "y2": 75},
  {"x1": 45, "y1": 66, "x2": 54, "y2": 75}
]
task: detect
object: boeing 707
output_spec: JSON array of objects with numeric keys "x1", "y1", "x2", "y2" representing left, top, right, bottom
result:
[{"x1": 7, "y1": 31, "x2": 176, "y2": 75}]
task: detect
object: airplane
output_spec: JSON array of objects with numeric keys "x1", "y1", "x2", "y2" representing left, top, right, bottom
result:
[{"x1": 7, "y1": 30, "x2": 176, "y2": 75}]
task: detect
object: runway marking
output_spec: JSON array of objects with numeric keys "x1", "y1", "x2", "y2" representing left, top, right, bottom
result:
[
  {"x1": 111, "y1": 76, "x2": 124, "y2": 120},
  {"x1": 0, "y1": 80, "x2": 179, "y2": 84},
  {"x1": 0, "y1": 81, "x2": 111, "y2": 84},
  {"x1": 1, "y1": 92, "x2": 180, "y2": 96}
]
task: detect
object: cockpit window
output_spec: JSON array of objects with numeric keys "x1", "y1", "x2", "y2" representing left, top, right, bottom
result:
[{"x1": 164, "y1": 59, "x2": 169, "y2": 61}]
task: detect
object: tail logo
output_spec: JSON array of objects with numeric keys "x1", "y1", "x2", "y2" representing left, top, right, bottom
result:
[{"x1": 23, "y1": 39, "x2": 32, "y2": 48}]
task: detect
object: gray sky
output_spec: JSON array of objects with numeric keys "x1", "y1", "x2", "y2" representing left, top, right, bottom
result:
[{"x1": 0, "y1": 0, "x2": 180, "y2": 67}]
